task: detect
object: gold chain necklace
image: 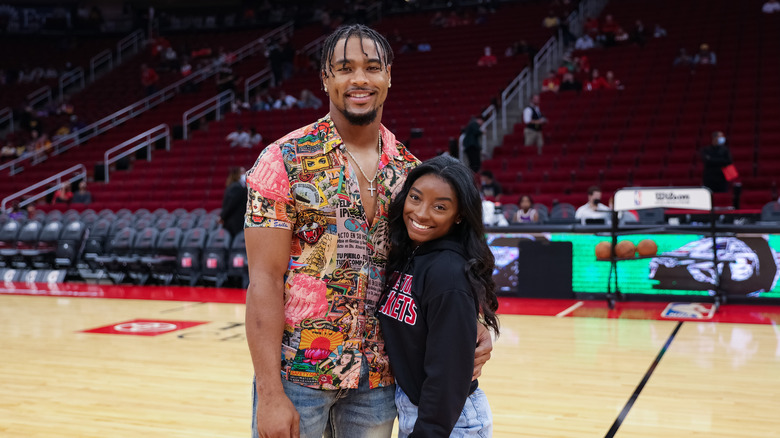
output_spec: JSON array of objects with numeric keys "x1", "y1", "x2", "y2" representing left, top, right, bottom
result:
[{"x1": 343, "y1": 134, "x2": 382, "y2": 197}]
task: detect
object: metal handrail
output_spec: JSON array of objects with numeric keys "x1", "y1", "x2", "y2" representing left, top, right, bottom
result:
[
  {"x1": 103, "y1": 124, "x2": 170, "y2": 183},
  {"x1": 183, "y1": 90, "x2": 234, "y2": 139},
  {"x1": 2, "y1": 22, "x2": 293, "y2": 176},
  {"x1": 117, "y1": 29, "x2": 145, "y2": 63},
  {"x1": 481, "y1": 104, "x2": 498, "y2": 155},
  {"x1": 1, "y1": 164, "x2": 87, "y2": 212},
  {"x1": 90, "y1": 49, "x2": 113, "y2": 82},
  {"x1": 59, "y1": 67, "x2": 85, "y2": 99},
  {"x1": 244, "y1": 67, "x2": 272, "y2": 102},
  {"x1": 501, "y1": 68, "x2": 530, "y2": 130},
  {"x1": 0, "y1": 107, "x2": 13, "y2": 133},
  {"x1": 532, "y1": 37, "x2": 556, "y2": 87},
  {"x1": 27, "y1": 86, "x2": 52, "y2": 109}
]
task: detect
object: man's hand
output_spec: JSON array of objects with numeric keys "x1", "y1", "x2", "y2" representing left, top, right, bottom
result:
[
  {"x1": 472, "y1": 323, "x2": 493, "y2": 380},
  {"x1": 255, "y1": 391, "x2": 300, "y2": 438}
]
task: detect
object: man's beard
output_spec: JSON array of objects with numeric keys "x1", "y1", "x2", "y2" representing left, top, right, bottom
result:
[{"x1": 341, "y1": 107, "x2": 379, "y2": 126}]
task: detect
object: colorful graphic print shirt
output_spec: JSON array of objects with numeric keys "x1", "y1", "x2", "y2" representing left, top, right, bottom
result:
[{"x1": 245, "y1": 115, "x2": 419, "y2": 390}]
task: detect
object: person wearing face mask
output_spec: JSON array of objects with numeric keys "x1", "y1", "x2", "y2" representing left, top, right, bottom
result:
[
  {"x1": 575, "y1": 186, "x2": 611, "y2": 224},
  {"x1": 701, "y1": 131, "x2": 734, "y2": 193},
  {"x1": 219, "y1": 166, "x2": 248, "y2": 239}
]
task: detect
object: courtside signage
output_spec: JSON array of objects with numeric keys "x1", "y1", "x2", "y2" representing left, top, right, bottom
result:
[{"x1": 614, "y1": 187, "x2": 712, "y2": 211}]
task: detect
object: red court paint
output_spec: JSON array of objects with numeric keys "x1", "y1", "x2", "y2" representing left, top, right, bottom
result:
[{"x1": 81, "y1": 319, "x2": 208, "y2": 336}]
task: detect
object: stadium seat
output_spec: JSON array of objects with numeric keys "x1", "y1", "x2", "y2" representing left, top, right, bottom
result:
[
  {"x1": 13, "y1": 221, "x2": 43, "y2": 268},
  {"x1": 549, "y1": 203, "x2": 577, "y2": 224},
  {"x1": 146, "y1": 227, "x2": 183, "y2": 285},
  {"x1": 56, "y1": 221, "x2": 87, "y2": 271},
  {"x1": 28, "y1": 221, "x2": 63, "y2": 269},
  {"x1": 177, "y1": 227, "x2": 208, "y2": 286},
  {"x1": 0, "y1": 221, "x2": 23, "y2": 267},
  {"x1": 228, "y1": 232, "x2": 248, "y2": 288},
  {"x1": 201, "y1": 228, "x2": 231, "y2": 287},
  {"x1": 122, "y1": 227, "x2": 159, "y2": 285},
  {"x1": 95, "y1": 227, "x2": 137, "y2": 284}
]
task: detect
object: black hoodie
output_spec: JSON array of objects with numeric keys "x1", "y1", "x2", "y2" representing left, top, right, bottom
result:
[{"x1": 378, "y1": 237, "x2": 479, "y2": 437}]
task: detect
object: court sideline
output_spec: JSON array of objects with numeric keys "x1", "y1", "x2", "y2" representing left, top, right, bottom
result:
[{"x1": 1, "y1": 283, "x2": 779, "y2": 437}]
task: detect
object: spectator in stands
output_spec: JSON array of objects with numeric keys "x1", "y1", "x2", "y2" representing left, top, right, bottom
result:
[
  {"x1": 252, "y1": 93, "x2": 272, "y2": 111},
  {"x1": 219, "y1": 166, "x2": 248, "y2": 239},
  {"x1": 1, "y1": 141, "x2": 15, "y2": 162},
  {"x1": 249, "y1": 127, "x2": 262, "y2": 146},
  {"x1": 701, "y1": 131, "x2": 733, "y2": 193},
  {"x1": 584, "y1": 16, "x2": 600, "y2": 37},
  {"x1": 477, "y1": 46, "x2": 497, "y2": 67},
  {"x1": 8, "y1": 202, "x2": 25, "y2": 220},
  {"x1": 282, "y1": 41, "x2": 296, "y2": 81},
  {"x1": 673, "y1": 48, "x2": 693, "y2": 67},
  {"x1": 479, "y1": 170, "x2": 502, "y2": 199},
  {"x1": 630, "y1": 20, "x2": 647, "y2": 47},
  {"x1": 462, "y1": 116, "x2": 484, "y2": 172},
  {"x1": 523, "y1": 94, "x2": 547, "y2": 155},
  {"x1": 267, "y1": 40, "x2": 284, "y2": 86},
  {"x1": 72, "y1": 181, "x2": 92, "y2": 205},
  {"x1": 297, "y1": 89, "x2": 323, "y2": 110},
  {"x1": 653, "y1": 24, "x2": 667, "y2": 38},
  {"x1": 231, "y1": 98, "x2": 250, "y2": 114},
  {"x1": 506, "y1": 40, "x2": 538, "y2": 63},
  {"x1": 605, "y1": 71, "x2": 623, "y2": 90},
  {"x1": 763, "y1": 0, "x2": 780, "y2": 13},
  {"x1": 599, "y1": 14, "x2": 621, "y2": 47},
  {"x1": 575, "y1": 186, "x2": 611, "y2": 224},
  {"x1": 140, "y1": 64, "x2": 159, "y2": 96},
  {"x1": 693, "y1": 43, "x2": 717, "y2": 65},
  {"x1": 586, "y1": 69, "x2": 610, "y2": 91},
  {"x1": 273, "y1": 91, "x2": 298, "y2": 109},
  {"x1": 542, "y1": 10, "x2": 560, "y2": 31},
  {"x1": 52, "y1": 184, "x2": 73, "y2": 205},
  {"x1": 417, "y1": 41, "x2": 432, "y2": 52},
  {"x1": 542, "y1": 71, "x2": 560, "y2": 93},
  {"x1": 575, "y1": 33, "x2": 595, "y2": 50},
  {"x1": 226, "y1": 125, "x2": 251, "y2": 148},
  {"x1": 515, "y1": 195, "x2": 539, "y2": 223},
  {"x1": 559, "y1": 72, "x2": 582, "y2": 92}
]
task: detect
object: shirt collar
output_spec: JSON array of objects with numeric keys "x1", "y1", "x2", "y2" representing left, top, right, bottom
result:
[{"x1": 318, "y1": 114, "x2": 404, "y2": 162}]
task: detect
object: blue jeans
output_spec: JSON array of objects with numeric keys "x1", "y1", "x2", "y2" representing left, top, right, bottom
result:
[
  {"x1": 394, "y1": 386, "x2": 493, "y2": 438},
  {"x1": 252, "y1": 360, "x2": 397, "y2": 438}
]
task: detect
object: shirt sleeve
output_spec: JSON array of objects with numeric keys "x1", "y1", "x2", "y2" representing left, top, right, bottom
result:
[
  {"x1": 244, "y1": 144, "x2": 296, "y2": 230},
  {"x1": 410, "y1": 266, "x2": 478, "y2": 437},
  {"x1": 523, "y1": 107, "x2": 533, "y2": 124}
]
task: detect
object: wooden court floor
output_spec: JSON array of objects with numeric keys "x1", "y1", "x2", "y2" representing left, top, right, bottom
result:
[{"x1": 1, "y1": 292, "x2": 779, "y2": 437}]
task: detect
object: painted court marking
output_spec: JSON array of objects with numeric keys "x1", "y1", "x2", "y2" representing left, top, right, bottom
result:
[{"x1": 556, "y1": 301, "x2": 584, "y2": 317}]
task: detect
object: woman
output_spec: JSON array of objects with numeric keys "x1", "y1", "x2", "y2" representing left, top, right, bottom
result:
[
  {"x1": 515, "y1": 194, "x2": 539, "y2": 223},
  {"x1": 51, "y1": 184, "x2": 73, "y2": 205},
  {"x1": 378, "y1": 155, "x2": 499, "y2": 437}
]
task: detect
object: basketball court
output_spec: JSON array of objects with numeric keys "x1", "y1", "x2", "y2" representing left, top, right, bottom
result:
[{"x1": 1, "y1": 282, "x2": 779, "y2": 437}]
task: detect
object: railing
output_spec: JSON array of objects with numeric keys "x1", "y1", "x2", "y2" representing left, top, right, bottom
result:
[
  {"x1": 90, "y1": 49, "x2": 113, "y2": 82},
  {"x1": 365, "y1": 2, "x2": 383, "y2": 21},
  {"x1": 532, "y1": 37, "x2": 557, "y2": 88},
  {"x1": 245, "y1": 28, "x2": 322, "y2": 102},
  {"x1": 481, "y1": 104, "x2": 499, "y2": 152},
  {"x1": 1, "y1": 165, "x2": 87, "y2": 212},
  {"x1": 27, "y1": 86, "x2": 52, "y2": 109},
  {"x1": 117, "y1": 29, "x2": 145, "y2": 63},
  {"x1": 243, "y1": 67, "x2": 273, "y2": 103},
  {"x1": 103, "y1": 124, "x2": 170, "y2": 183},
  {"x1": 500, "y1": 68, "x2": 531, "y2": 130},
  {"x1": 183, "y1": 90, "x2": 235, "y2": 139},
  {"x1": 59, "y1": 67, "x2": 85, "y2": 99},
  {"x1": 234, "y1": 20, "x2": 294, "y2": 65},
  {"x1": 0, "y1": 107, "x2": 13, "y2": 133},
  {"x1": 2, "y1": 22, "x2": 293, "y2": 176}
]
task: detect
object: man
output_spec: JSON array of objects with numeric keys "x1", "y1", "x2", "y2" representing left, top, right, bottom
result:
[
  {"x1": 479, "y1": 170, "x2": 502, "y2": 199},
  {"x1": 701, "y1": 131, "x2": 733, "y2": 193},
  {"x1": 244, "y1": 24, "x2": 492, "y2": 438},
  {"x1": 220, "y1": 166, "x2": 248, "y2": 239},
  {"x1": 575, "y1": 186, "x2": 611, "y2": 224},
  {"x1": 523, "y1": 94, "x2": 547, "y2": 155},
  {"x1": 462, "y1": 115, "x2": 484, "y2": 172},
  {"x1": 226, "y1": 125, "x2": 251, "y2": 148}
]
